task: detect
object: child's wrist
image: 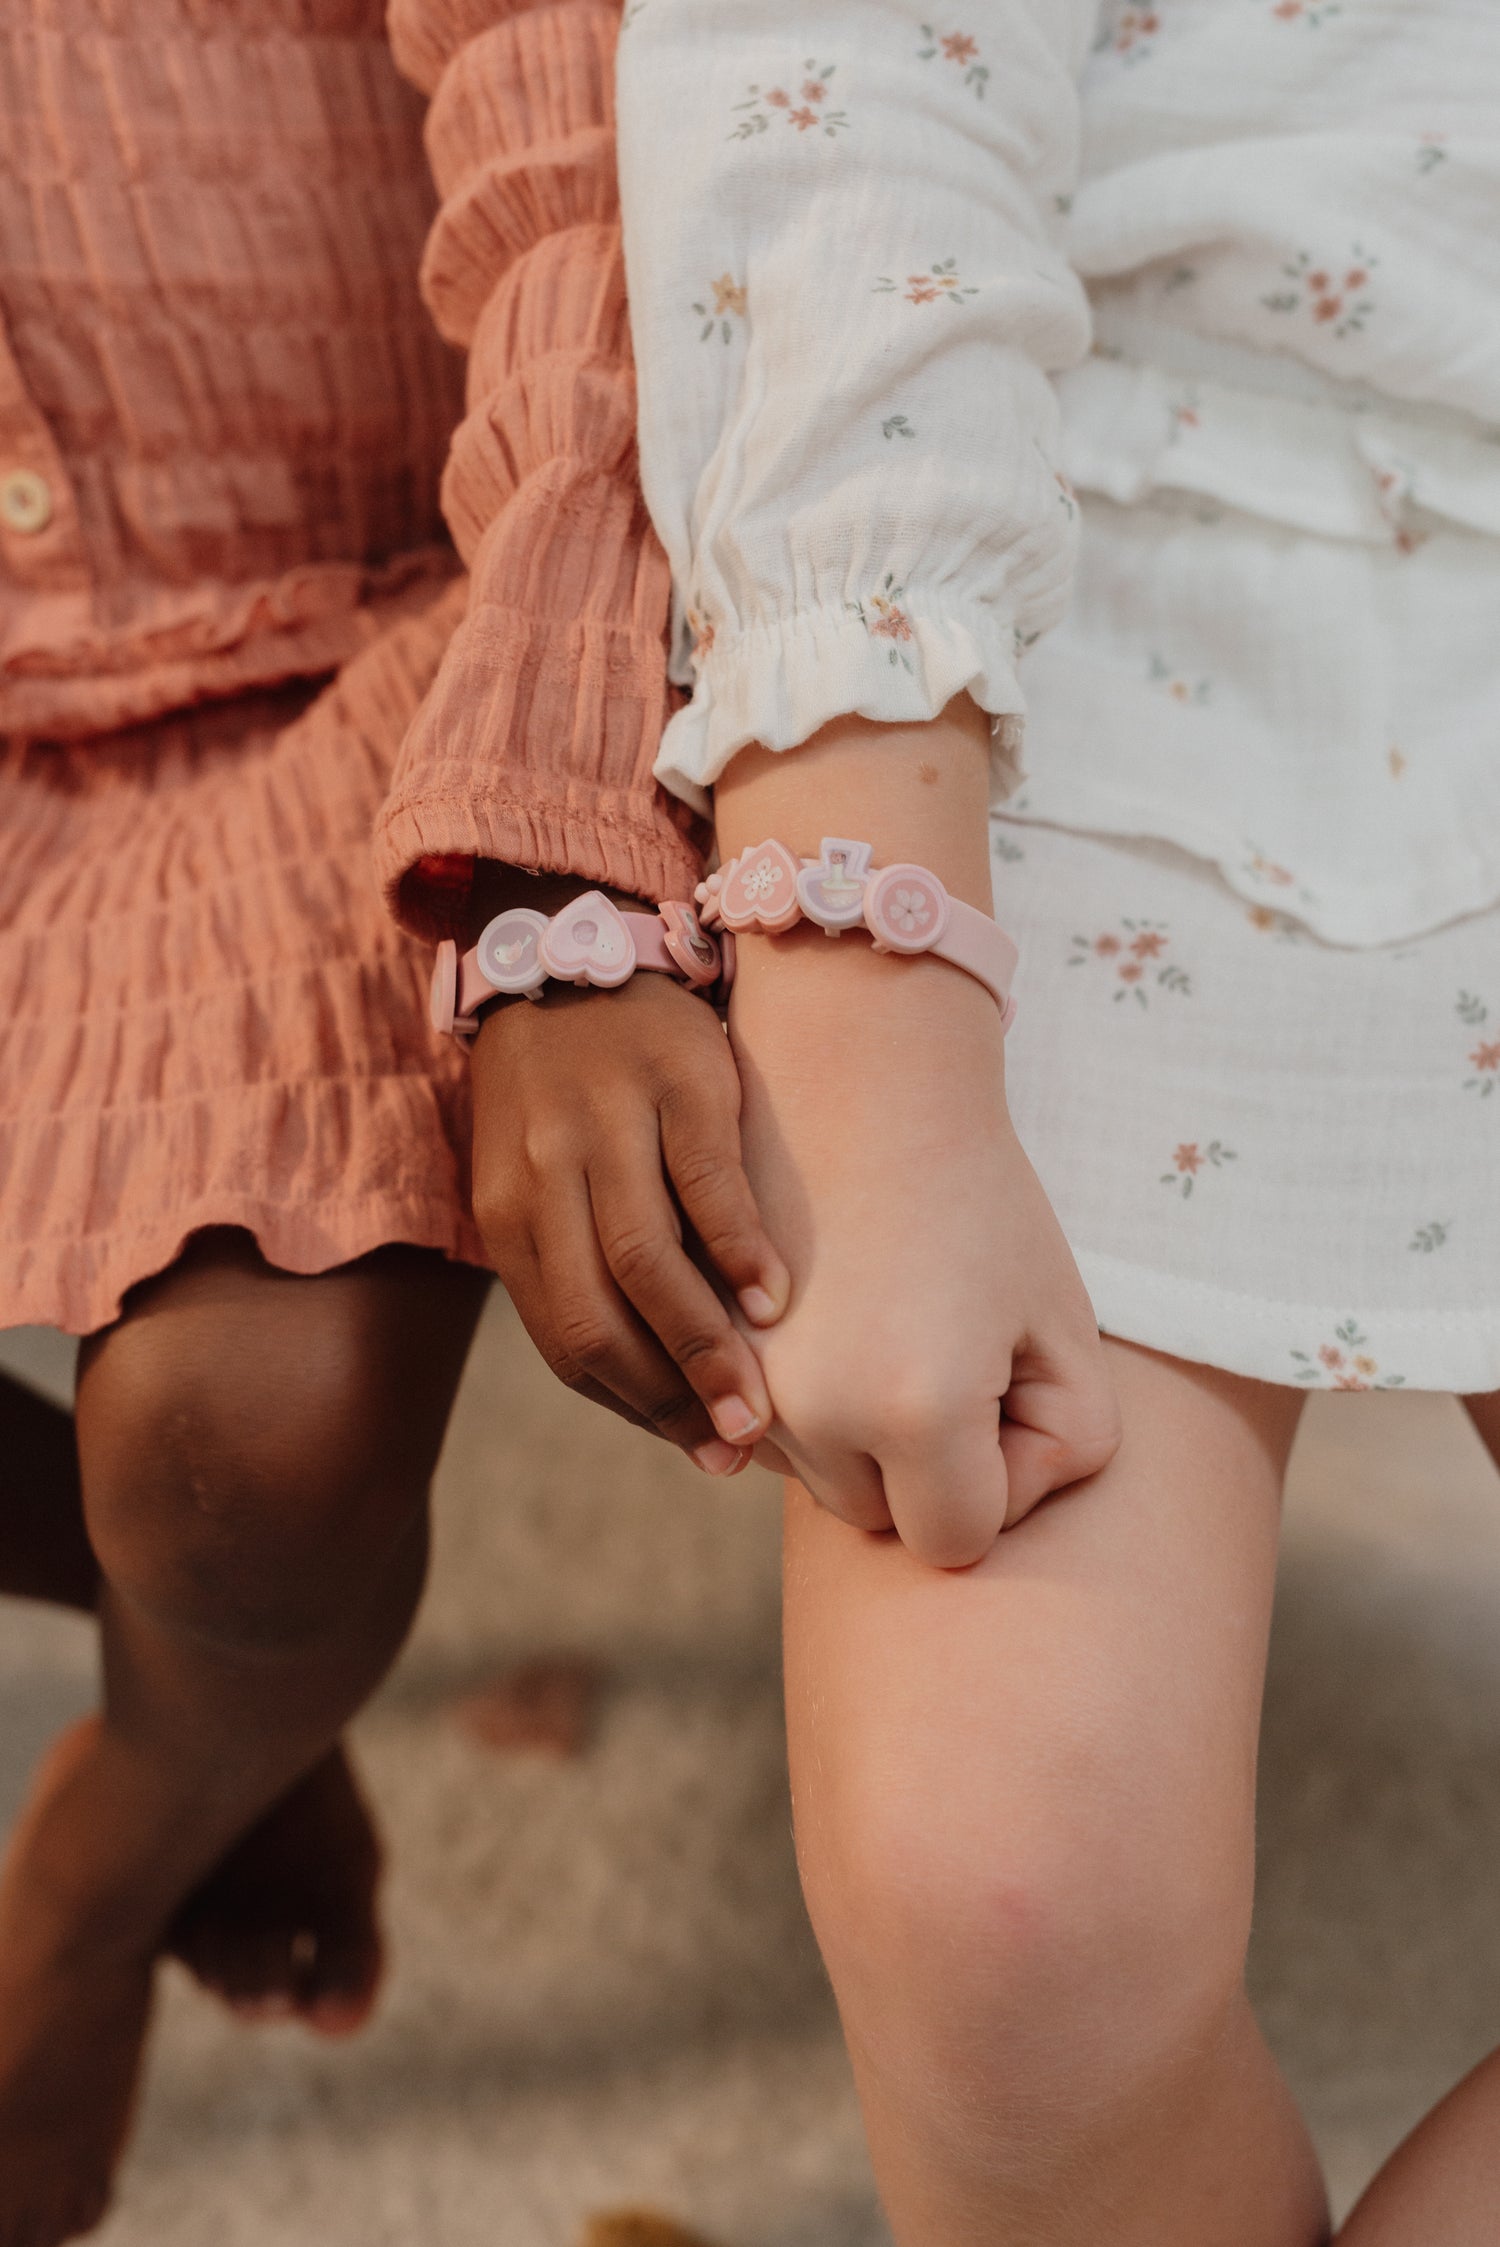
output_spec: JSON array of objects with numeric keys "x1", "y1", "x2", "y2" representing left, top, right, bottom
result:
[{"x1": 713, "y1": 699, "x2": 995, "y2": 916}]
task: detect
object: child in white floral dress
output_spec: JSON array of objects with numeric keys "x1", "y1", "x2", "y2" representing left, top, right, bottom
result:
[{"x1": 466, "y1": 1, "x2": 1500, "y2": 2239}]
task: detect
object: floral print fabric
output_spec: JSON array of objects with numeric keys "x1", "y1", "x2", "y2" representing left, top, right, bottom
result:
[
  {"x1": 617, "y1": 0, "x2": 1500, "y2": 937},
  {"x1": 617, "y1": 0, "x2": 1094, "y2": 807},
  {"x1": 999, "y1": 821, "x2": 1500, "y2": 1393}
]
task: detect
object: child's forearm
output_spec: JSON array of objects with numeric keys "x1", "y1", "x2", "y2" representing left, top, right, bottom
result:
[{"x1": 713, "y1": 697, "x2": 996, "y2": 916}]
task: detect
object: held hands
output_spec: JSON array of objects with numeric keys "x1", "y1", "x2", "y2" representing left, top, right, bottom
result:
[
  {"x1": 467, "y1": 694, "x2": 1121, "y2": 1562},
  {"x1": 727, "y1": 928, "x2": 1121, "y2": 1567}
]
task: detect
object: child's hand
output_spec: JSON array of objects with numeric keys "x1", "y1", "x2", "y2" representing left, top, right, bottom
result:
[
  {"x1": 470, "y1": 965, "x2": 790, "y2": 1476},
  {"x1": 730, "y1": 917, "x2": 1121, "y2": 1570}
]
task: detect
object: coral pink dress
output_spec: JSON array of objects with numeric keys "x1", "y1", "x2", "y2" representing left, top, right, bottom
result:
[{"x1": 0, "y1": 0, "x2": 705, "y2": 1332}]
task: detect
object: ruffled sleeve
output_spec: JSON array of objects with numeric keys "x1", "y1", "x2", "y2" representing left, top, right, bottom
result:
[
  {"x1": 376, "y1": 0, "x2": 710, "y2": 939},
  {"x1": 616, "y1": 0, "x2": 1098, "y2": 810}
]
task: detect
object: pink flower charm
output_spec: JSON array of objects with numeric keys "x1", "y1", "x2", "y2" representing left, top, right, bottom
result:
[
  {"x1": 476, "y1": 907, "x2": 550, "y2": 996},
  {"x1": 716, "y1": 840, "x2": 803, "y2": 932},
  {"x1": 538, "y1": 892, "x2": 637, "y2": 988},
  {"x1": 797, "y1": 837, "x2": 873, "y2": 931},
  {"x1": 864, "y1": 863, "x2": 950, "y2": 954}
]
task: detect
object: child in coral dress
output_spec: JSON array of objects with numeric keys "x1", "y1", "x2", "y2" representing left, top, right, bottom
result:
[{"x1": 0, "y1": 3, "x2": 788, "y2": 2240}]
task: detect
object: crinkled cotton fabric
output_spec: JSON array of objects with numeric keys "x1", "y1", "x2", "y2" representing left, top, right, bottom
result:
[{"x1": 0, "y1": 0, "x2": 706, "y2": 1329}]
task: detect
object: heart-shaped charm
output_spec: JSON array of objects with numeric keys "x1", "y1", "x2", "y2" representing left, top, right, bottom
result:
[
  {"x1": 539, "y1": 891, "x2": 637, "y2": 987},
  {"x1": 475, "y1": 907, "x2": 549, "y2": 996},
  {"x1": 658, "y1": 900, "x2": 721, "y2": 986},
  {"x1": 716, "y1": 840, "x2": 802, "y2": 933},
  {"x1": 863, "y1": 863, "x2": 950, "y2": 954},
  {"x1": 796, "y1": 837, "x2": 873, "y2": 932}
]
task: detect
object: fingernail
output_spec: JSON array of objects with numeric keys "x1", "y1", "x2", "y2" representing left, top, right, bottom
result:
[
  {"x1": 692, "y1": 1439, "x2": 744, "y2": 1476},
  {"x1": 710, "y1": 1394, "x2": 762, "y2": 1443},
  {"x1": 738, "y1": 1283, "x2": 782, "y2": 1324}
]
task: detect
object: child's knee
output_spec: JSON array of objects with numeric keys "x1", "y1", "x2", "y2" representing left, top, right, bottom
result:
[
  {"x1": 77, "y1": 1318, "x2": 431, "y2": 1652},
  {"x1": 797, "y1": 1744, "x2": 1252, "y2": 2153}
]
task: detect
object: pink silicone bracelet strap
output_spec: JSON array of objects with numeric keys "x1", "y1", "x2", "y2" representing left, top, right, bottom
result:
[
  {"x1": 697, "y1": 838, "x2": 1019, "y2": 1028},
  {"x1": 429, "y1": 891, "x2": 728, "y2": 1042}
]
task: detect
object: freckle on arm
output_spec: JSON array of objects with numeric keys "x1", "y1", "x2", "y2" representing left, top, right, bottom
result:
[{"x1": 918, "y1": 761, "x2": 939, "y2": 785}]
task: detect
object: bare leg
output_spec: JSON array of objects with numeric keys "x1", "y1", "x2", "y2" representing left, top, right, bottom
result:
[
  {"x1": 0, "y1": 1231, "x2": 487, "y2": 2247},
  {"x1": 783, "y1": 1338, "x2": 1329, "y2": 2247},
  {"x1": 1334, "y1": 2047, "x2": 1500, "y2": 2243},
  {"x1": 1460, "y1": 1385, "x2": 1500, "y2": 1476},
  {"x1": 0, "y1": 1359, "x2": 395, "y2": 2029}
]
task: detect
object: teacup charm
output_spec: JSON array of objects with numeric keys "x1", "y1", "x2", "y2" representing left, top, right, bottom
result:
[
  {"x1": 475, "y1": 907, "x2": 549, "y2": 997},
  {"x1": 715, "y1": 840, "x2": 802, "y2": 933},
  {"x1": 538, "y1": 891, "x2": 637, "y2": 988},
  {"x1": 863, "y1": 863, "x2": 951, "y2": 955},
  {"x1": 658, "y1": 900, "x2": 721, "y2": 987},
  {"x1": 796, "y1": 837, "x2": 873, "y2": 933}
]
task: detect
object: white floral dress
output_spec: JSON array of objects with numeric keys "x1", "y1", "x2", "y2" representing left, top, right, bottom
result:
[{"x1": 617, "y1": 0, "x2": 1500, "y2": 1393}]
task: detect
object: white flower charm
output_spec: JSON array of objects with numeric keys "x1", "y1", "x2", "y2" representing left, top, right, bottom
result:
[
  {"x1": 889, "y1": 885, "x2": 933, "y2": 935},
  {"x1": 743, "y1": 858, "x2": 784, "y2": 902}
]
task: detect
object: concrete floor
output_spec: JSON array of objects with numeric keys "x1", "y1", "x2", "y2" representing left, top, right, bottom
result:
[{"x1": 3, "y1": 1301, "x2": 1500, "y2": 2243}]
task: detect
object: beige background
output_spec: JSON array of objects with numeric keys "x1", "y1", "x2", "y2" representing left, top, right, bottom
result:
[{"x1": 2, "y1": 1300, "x2": 1499, "y2": 2244}]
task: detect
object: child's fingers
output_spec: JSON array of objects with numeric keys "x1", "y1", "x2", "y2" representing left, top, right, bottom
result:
[
  {"x1": 877, "y1": 1411, "x2": 1011, "y2": 1570},
  {"x1": 998, "y1": 1344, "x2": 1124, "y2": 1526},
  {"x1": 523, "y1": 1185, "x2": 748, "y2": 1474},
  {"x1": 659, "y1": 1080, "x2": 791, "y2": 1326},
  {"x1": 770, "y1": 1429, "x2": 895, "y2": 1537},
  {"x1": 587, "y1": 1134, "x2": 775, "y2": 1450}
]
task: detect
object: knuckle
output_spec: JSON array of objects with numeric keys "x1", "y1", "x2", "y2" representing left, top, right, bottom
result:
[
  {"x1": 667, "y1": 1144, "x2": 734, "y2": 1209},
  {"x1": 1062, "y1": 1384, "x2": 1125, "y2": 1478},
  {"x1": 600, "y1": 1222, "x2": 675, "y2": 1296},
  {"x1": 871, "y1": 1376, "x2": 960, "y2": 1451},
  {"x1": 519, "y1": 1121, "x2": 571, "y2": 1175},
  {"x1": 644, "y1": 1389, "x2": 700, "y2": 1440},
  {"x1": 672, "y1": 1324, "x2": 736, "y2": 1383},
  {"x1": 548, "y1": 1302, "x2": 615, "y2": 1387}
]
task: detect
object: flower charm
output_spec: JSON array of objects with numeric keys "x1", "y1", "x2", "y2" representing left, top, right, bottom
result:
[
  {"x1": 714, "y1": 841, "x2": 804, "y2": 932},
  {"x1": 888, "y1": 886, "x2": 934, "y2": 936},
  {"x1": 865, "y1": 864, "x2": 950, "y2": 955}
]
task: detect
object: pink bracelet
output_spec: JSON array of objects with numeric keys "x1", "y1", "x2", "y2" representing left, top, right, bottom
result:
[
  {"x1": 697, "y1": 838, "x2": 1018, "y2": 1027},
  {"x1": 430, "y1": 891, "x2": 730, "y2": 1042}
]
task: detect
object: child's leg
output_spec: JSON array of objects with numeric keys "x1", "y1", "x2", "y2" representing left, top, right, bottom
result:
[
  {"x1": 0, "y1": 1229, "x2": 487, "y2": 2247},
  {"x1": 1332, "y1": 2047, "x2": 1500, "y2": 2243},
  {"x1": 1460, "y1": 1386, "x2": 1500, "y2": 1471},
  {"x1": 0, "y1": 1366, "x2": 392, "y2": 2031},
  {"x1": 783, "y1": 1338, "x2": 1328, "y2": 2247}
]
